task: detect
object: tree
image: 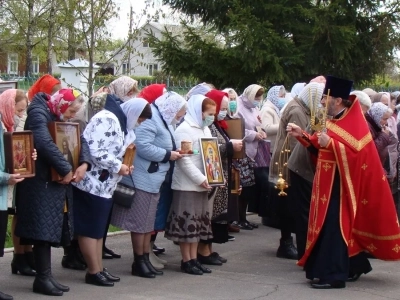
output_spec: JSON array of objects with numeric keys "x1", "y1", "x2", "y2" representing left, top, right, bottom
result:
[{"x1": 149, "y1": 0, "x2": 400, "y2": 89}]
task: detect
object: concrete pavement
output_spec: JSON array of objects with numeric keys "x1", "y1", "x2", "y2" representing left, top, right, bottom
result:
[{"x1": 1, "y1": 214, "x2": 400, "y2": 300}]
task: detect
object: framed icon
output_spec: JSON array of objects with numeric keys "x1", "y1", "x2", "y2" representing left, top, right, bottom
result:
[
  {"x1": 225, "y1": 118, "x2": 246, "y2": 159},
  {"x1": 0, "y1": 81, "x2": 18, "y2": 95},
  {"x1": 4, "y1": 131, "x2": 35, "y2": 177},
  {"x1": 231, "y1": 167, "x2": 240, "y2": 194},
  {"x1": 48, "y1": 122, "x2": 80, "y2": 181},
  {"x1": 199, "y1": 137, "x2": 225, "y2": 187}
]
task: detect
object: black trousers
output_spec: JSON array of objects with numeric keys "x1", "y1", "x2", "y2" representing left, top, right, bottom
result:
[{"x1": 289, "y1": 170, "x2": 313, "y2": 260}]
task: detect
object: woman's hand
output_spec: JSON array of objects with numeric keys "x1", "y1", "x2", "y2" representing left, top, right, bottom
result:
[
  {"x1": 200, "y1": 180, "x2": 212, "y2": 190},
  {"x1": 118, "y1": 164, "x2": 130, "y2": 175},
  {"x1": 382, "y1": 125, "x2": 390, "y2": 135},
  {"x1": 255, "y1": 132, "x2": 265, "y2": 141},
  {"x1": 31, "y1": 149, "x2": 37, "y2": 161},
  {"x1": 231, "y1": 139, "x2": 243, "y2": 151},
  {"x1": 8, "y1": 174, "x2": 24, "y2": 185},
  {"x1": 170, "y1": 151, "x2": 183, "y2": 161},
  {"x1": 72, "y1": 163, "x2": 88, "y2": 183},
  {"x1": 286, "y1": 123, "x2": 302, "y2": 137},
  {"x1": 59, "y1": 171, "x2": 73, "y2": 185}
]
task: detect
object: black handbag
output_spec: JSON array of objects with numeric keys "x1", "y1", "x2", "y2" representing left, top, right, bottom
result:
[{"x1": 112, "y1": 174, "x2": 136, "y2": 208}]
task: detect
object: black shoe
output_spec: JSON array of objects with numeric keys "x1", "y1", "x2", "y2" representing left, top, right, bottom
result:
[
  {"x1": 276, "y1": 237, "x2": 298, "y2": 260},
  {"x1": 103, "y1": 247, "x2": 121, "y2": 259},
  {"x1": 311, "y1": 280, "x2": 346, "y2": 289},
  {"x1": 0, "y1": 291, "x2": 13, "y2": 300},
  {"x1": 25, "y1": 251, "x2": 36, "y2": 270},
  {"x1": 227, "y1": 235, "x2": 235, "y2": 241},
  {"x1": 11, "y1": 253, "x2": 36, "y2": 276},
  {"x1": 101, "y1": 268, "x2": 120, "y2": 282},
  {"x1": 191, "y1": 259, "x2": 212, "y2": 273},
  {"x1": 197, "y1": 254, "x2": 222, "y2": 266},
  {"x1": 237, "y1": 222, "x2": 253, "y2": 230},
  {"x1": 61, "y1": 255, "x2": 86, "y2": 270},
  {"x1": 131, "y1": 254, "x2": 156, "y2": 278},
  {"x1": 347, "y1": 273, "x2": 362, "y2": 282},
  {"x1": 211, "y1": 252, "x2": 227, "y2": 263},
  {"x1": 153, "y1": 244, "x2": 165, "y2": 255},
  {"x1": 143, "y1": 253, "x2": 163, "y2": 275},
  {"x1": 85, "y1": 272, "x2": 114, "y2": 287},
  {"x1": 246, "y1": 221, "x2": 259, "y2": 229},
  {"x1": 180, "y1": 260, "x2": 203, "y2": 275},
  {"x1": 49, "y1": 276, "x2": 70, "y2": 292}
]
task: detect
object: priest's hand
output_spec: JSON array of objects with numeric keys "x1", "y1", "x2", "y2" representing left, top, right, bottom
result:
[
  {"x1": 317, "y1": 132, "x2": 331, "y2": 148},
  {"x1": 286, "y1": 123, "x2": 301, "y2": 137}
]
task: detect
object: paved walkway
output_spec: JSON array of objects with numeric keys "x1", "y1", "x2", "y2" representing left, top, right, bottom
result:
[{"x1": 1, "y1": 215, "x2": 400, "y2": 300}]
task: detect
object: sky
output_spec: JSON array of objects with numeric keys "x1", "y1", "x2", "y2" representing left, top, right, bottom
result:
[{"x1": 110, "y1": 0, "x2": 165, "y2": 40}]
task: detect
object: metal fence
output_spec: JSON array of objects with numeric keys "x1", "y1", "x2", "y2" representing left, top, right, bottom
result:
[
  {"x1": 2, "y1": 73, "x2": 400, "y2": 96},
  {"x1": 0, "y1": 73, "x2": 198, "y2": 97}
]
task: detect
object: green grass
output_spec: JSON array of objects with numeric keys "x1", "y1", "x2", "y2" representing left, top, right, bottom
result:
[{"x1": 4, "y1": 216, "x2": 122, "y2": 249}]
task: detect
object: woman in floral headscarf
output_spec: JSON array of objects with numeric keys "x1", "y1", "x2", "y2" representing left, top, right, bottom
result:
[
  {"x1": 15, "y1": 89, "x2": 91, "y2": 296},
  {"x1": 260, "y1": 86, "x2": 286, "y2": 150},
  {"x1": 108, "y1": 76, "x2": 139, "y2": 102}
]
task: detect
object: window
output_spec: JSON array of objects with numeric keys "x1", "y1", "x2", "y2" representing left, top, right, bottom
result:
[
  {"x1": 122, "y1": 62, "x2": 130, "y2": 75},
  {"x1": 32, "y1": 56, "x2": 39, "y2": 74},
  {"x1": 148, "y1": 63, "x2": 158, "y2": 76},
  {"x1": 7, "y1": 53, "x2": 18, "y2": 75},
  {"x1": 142, "y1": 38, "x2": 149, "y2": 47}
]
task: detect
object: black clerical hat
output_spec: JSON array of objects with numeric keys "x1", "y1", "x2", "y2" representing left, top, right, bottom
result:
[{"x1": 323, "y1": 75, "x2": 353, "y2": 100}]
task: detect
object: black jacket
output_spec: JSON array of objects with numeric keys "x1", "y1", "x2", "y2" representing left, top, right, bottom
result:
[{"x1": 15, "y1": 93, "x2": 91, "y2": 244}]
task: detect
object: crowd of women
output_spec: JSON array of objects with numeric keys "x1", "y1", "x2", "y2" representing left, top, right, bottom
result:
[{"x1": 0, "y1": 73, "x2": 399, "y2": 299}]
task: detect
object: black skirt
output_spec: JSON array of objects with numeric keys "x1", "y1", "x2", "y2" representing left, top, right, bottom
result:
[{"x1": 73, "y1": 186, "x2": 113, "y2": 239}]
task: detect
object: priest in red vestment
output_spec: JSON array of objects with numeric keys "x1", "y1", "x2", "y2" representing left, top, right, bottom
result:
[{"x1": 287, "y1": 76, "x2": 400, "y2": 289}]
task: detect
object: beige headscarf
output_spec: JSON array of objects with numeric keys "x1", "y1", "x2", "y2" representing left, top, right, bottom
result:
[{"x1": 108, "y1": 76, "x2": 139, "y2": 102}]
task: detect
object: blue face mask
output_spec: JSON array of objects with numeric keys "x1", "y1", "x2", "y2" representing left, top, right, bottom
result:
[
  {"x1": 229, "y1": 101, "x2": 237, "y2": 113},
  {"x1": 202, "y1": 115, "x2": 215, "y2": 127},
  {"x1": 276, "y1": 98, "x2": 287, "y2": 110},
  {"x1": 253, "y1": 100, "x2": 260, "y2": 108}
]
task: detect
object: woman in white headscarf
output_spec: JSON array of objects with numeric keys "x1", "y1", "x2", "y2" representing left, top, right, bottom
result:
[
  {"x1": 234, "y1": 84, "x2": 267, "y2": 230},
  {"x1": 111, "y1": 92, "x2": 187, "y2": 278},
  {"x1": 165, "y1": 94, "x2": 216, "y2": 275},
  {"x1": 72, "y1": 95, "x2": 152, "y2": 287},
  {"x1": 185, "y1": 83, "x2": 214, "y2": 100}
]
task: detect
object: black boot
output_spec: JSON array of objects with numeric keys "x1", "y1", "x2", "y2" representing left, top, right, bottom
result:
[
  {"x1": 143, "y1": 253, "x2": 163, "y2": 275},
  {"x1": 32, "y1": 244, "x2": 63, "y2": 296},
  {"x1": 0, "y1": 291, "x2": 13, "y2": 300},
  {"x1": 131, "y1": 254, "x2": 155, "y2": 278},
  {"x1": 25, "y1": 251, "x2": 36, "y2": 270},
  {"x1": 61, "y1": 241, "x2": 86, "y2": 271},
  {"x1": 276, "y1": 237, "x2": 298, "y2": 260},
  {"x1": 11, "y1": 253, "x2": 36, "y2": 276},
  {"x1": 49, "y1": 277, "x2": 70, "y2": 292}
]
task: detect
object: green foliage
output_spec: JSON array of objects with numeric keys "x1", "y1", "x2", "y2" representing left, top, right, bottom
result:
[{"x1": 153, "y1": 0, "x2": 400, "y2": 89}]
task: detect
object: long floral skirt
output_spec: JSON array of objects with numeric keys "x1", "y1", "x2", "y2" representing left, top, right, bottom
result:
[{"x1": 165, "y1": 190, "x2": 213, "y2": 243}]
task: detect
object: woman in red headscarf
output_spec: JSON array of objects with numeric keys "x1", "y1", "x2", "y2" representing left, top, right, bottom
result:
[
  {"x1": 196, "y1": 90, "x2": 243, "y2": 266},
  {"x1": 138, "y1": 84, "x2": 166, "y2": 103},
  {"x1": 27, "y1": 75, "x2": 61, "y2": 102}
]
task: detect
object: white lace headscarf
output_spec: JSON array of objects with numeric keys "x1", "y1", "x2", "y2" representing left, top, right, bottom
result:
[
  {"x1": 368, "y1": 102, "x2": 392, "y2": 126},
  {"x1": 155, "y1": 91, "x2": 187, "y2": 125},
  {"x1": 298, "y1": 82, "x2": 325, "y2": 109}
]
